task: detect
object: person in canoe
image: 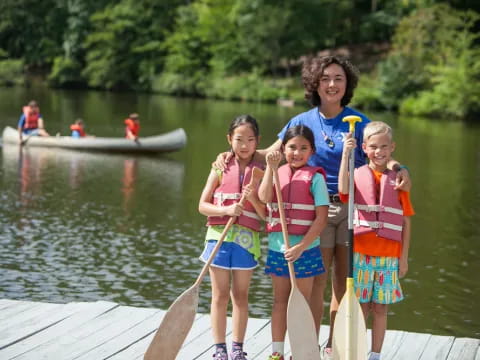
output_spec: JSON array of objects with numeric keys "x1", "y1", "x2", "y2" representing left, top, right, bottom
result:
[
  {"x1": 338, "y1": 121, "x2": 414, "y2": 360},
  {"x1": 124, "y1": 113, "x2": 140, "y2": 140},
  {"x1": 70, "y1": 118, "x2": 93, "y2": 138},
  {"x1": 258, "y1": 125, "x2": 329, "y2": 360},
  {"x1": 17, "y1": 100, "x2": 50, "y2": 144},
  {"x1": 198, "y1": 114, "x2": 266, "y2": 360}
]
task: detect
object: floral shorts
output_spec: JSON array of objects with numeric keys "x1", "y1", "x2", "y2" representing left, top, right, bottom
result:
[{"x1": 354, "y1": 252, "x2": 404, "y2": 304}]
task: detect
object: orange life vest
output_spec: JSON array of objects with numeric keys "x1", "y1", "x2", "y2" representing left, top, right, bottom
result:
[
  {"x1": 70, "y1": 124, "x2": 86, "y2": 137},
  {"x1": 124, "y1": 118, "x2": 140, "y2": 138}
]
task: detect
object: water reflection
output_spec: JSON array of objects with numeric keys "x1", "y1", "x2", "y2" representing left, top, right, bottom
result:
[{"x1": 0, "y1": 144, "x2": 186, "y2": 305}]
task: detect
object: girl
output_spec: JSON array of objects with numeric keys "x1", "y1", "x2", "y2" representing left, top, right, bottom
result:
[
  {"x1": 198, "y1": 114, "x2": 266, "y2": 360},
  {"x1": 258, "y1": 125, "x2": 329, "y2": 360}
]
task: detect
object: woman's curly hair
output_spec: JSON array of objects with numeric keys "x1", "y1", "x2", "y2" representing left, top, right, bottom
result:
[{"x1": 301, "y1": 55, "x2": 359, "y2": 107}]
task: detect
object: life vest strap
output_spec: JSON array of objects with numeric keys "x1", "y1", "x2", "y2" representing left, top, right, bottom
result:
[
  {"x1": 354, "y1": 219, "x2": 403, "y2": 232},
  {"x1": 355, "y1": 204, "x2": 403, "y2": 215},
  {"x1": 243, "y1": 210, "x2": 261, "y2": 221},
  {"x1": 214, "y1": 192, "x2": 241, "y2": 204},
  {"x1": 267, "y1": 216, "x2": 313, "y2": 227},
  {"x1": 268, "y1": 202, "x2": 315, "y2": 212}
]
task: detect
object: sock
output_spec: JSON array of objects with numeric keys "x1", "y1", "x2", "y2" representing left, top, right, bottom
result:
[
  {"x1": 232, "y1": 341, "x2": 243, "y2": 352},
  {"x1": 368, "y1": 352, "x2": 381, "y2": 360},
  {"x1": 215, "y1": 343, "x2": 227, "y2": 353},
  {"x1": 272, "y1": 341, "x2": 284, "y2": 355}
]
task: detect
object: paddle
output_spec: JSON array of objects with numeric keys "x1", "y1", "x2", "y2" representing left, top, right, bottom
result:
[
  {"x1": 332, "y1": 115, "x2": 367, "y2": 360},
  {"x1": 144, "y1": 167, "x2": 264, "y2": 360},
  {"x1": 271, "y1": 167, "x2": 320, "y2": 360}
]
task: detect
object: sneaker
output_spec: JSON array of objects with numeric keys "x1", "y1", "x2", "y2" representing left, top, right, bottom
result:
[
  {"x1": 213, "y1": 348, "x2": 228, "y2": 360},
  {"x1": 268, "y1": 353, "x2": 284, "y2": 360},
  {"x1": 230, "y1": 349, "x2": 248, "y2": 360},
  {"x1": 321, "y1": 347, "x2": 333, "y2": 360}
]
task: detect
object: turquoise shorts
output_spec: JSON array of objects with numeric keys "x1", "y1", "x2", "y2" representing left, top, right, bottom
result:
[
  {"x1": 199, "y1": 240, "x2": 257, "y2": 270},
  {"x1": 354, "y1": 252, "x2": 404, "y2": 304},
  {"x1": 265, "y1": 247, "x2": 325, "y2": 278}
]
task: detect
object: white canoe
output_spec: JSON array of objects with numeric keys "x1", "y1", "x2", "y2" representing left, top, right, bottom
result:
[{"x1": 2, "y1": 126, "x2": 187, "y2": 153}]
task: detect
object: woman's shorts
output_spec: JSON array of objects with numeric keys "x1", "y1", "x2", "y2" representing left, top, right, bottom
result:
[
  {"x1": 354, "y1": 252, "x2": 404, "y2": 304},
  {"x1": 199, "y1": 240, "x2": 257, "y2": 270},
  {"x1": 265, "y1": 246, "x2": 325, "y2": 278},
  {"x1": 320, "y1": 202, "x2": 348, "y2": 248}
]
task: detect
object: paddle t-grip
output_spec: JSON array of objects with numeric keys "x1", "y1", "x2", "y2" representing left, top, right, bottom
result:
[{"x1": 342, "y1": 115, "x2": 362, "y2": 134}]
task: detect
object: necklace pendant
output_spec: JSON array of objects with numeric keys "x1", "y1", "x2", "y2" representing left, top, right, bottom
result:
[{"x1": 325, "y1": 137, "x2": 335, "y2": 148}]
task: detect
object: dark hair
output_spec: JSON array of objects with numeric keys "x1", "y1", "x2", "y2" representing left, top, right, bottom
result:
[
  {"x1": 282, "y1": 125, "x2": 316, "y2": 151},
  {"x1": 301, "y1": 55, "x2": 359, "y2": 107},
  {"x1": 228, "y1": 114, "x2": 260, "y2": 137}
]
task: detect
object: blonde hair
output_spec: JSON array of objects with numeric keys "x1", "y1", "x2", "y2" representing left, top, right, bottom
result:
[{"x1": 363, "y1": 121, "x2": 393, "y2": 143}]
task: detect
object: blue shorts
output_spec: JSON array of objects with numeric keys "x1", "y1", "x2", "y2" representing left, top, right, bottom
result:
[
  {"x1": 199, "y1": 240, "x2": 258, "y2": 270},
  {"x1": 265, "y1": 247, "x2": 325, "y2": 278}
]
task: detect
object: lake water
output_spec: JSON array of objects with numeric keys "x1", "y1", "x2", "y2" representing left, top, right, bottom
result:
[{"x1": 0, "y1": 84, "x2": 478, "y2": 339}]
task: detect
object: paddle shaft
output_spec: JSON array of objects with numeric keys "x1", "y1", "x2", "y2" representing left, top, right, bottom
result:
[
  {"x1": 272, "y1": 167, "x2": 297, "y2": 287},
  {"x1": 347, "y1": 146, "x2": 355, "y2": 278}
]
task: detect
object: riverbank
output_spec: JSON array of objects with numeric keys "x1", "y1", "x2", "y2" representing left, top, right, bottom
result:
[{"x1": 1, "y1": 298, "x2": 478, "y2": 359}]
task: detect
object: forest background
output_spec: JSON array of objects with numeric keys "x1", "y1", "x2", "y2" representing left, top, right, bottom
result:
[{"x1": 0, "y1": 0, "x2": 479, "y2": 119}]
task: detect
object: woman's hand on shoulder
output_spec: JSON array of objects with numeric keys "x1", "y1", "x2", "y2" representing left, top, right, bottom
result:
[
  {"x1": 395, "y1": 168, "x2": 411, "y2": 191},
  {"x1": 212, "y1": 151, "x2": 233, "y2": 171}
]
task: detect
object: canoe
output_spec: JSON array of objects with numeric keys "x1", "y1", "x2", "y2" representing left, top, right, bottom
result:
[{"x1": 2, "y1": 126, "x2": 187, "y2": 153}]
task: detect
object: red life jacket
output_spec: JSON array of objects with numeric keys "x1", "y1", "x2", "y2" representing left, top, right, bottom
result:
[
  {"x1": 267, "y1": 164, "x2": 326, "y2": 235},
  {"x1": 206, "y1": 158, "x2": 264, "y2": 232},
  {"x1": 70, "y1": 124, "x2": 86, "y2": 137},
  {"x1": 353, "y1": 165, "x2": 403, "y2": 241},
  {"x1": 23, "y1": 106, "x2": 39, "y2": 130},
  {"x1": 124, "y1": 118, "x2": 140, "y2": 137}
]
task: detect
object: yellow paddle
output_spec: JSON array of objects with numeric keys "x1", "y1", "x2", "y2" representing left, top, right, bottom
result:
[
  {"x1": 144, "y1": 167, "x2": 264, "y2": 360},
  {"x1": 272, "y1": 167, "x2": 320, "y2": 359},
  {"x1": 332, "y1": 115, "x2": 367, "y2": 360}
]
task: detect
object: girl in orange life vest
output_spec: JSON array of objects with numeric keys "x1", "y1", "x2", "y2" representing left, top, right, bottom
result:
[
  {"x1": 198, "y1": 114, "x2": 266, "y2": 360},
  {"x1": 124, "y1": 113, "x2": 140, "y2": 140},
  {"x1": 70, "y1": 119, "x2": 87, "y2": 138},
  {"x1": 338, "y1": 121, "x2": 414, "y2": 360},
  {"x1": 17, "y1": 100, "x2": 50, "y2": 143},
  {"x1": 258, "y1": 125, "x2": 330, "y2": 360}
]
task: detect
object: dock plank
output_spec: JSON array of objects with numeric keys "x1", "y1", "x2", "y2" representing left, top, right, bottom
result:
[
  {"x1": 12, "y1": 305, "x2": 156, "y2": 360},
  {"x1": 73, "y1": 309, "x2": 165, "y2": 360},
  {"x1": 0, "y1": 301, "x2": 118, "y2": 359},
  {"x1": 390, "y1": 332, "x2": 431, "y2": 360},
  {"x1": 446, "y1": 338, "x2": 480, "y2": 360},
  {"x1": 0, "y1": 302, "x2": 82, "y2": 349},
  {"x1": 419, "y1": 335, "x2": 455, "y2": 360},
  {"x1": 109, "y1": 313, "x2": 208, "y2": 360}
]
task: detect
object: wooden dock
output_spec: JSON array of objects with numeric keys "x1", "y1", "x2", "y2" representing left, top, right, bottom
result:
[{"x1": 0, "y1": 298, "x2": 478, "y2": 359}]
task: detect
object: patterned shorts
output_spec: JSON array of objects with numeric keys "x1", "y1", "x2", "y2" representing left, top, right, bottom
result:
[
  {"x1": 265, "y1": 247, "x2": 325, "y2": 278},
  {"x1": 354, "y1": 252, "x2": 404, "y2": 304}
]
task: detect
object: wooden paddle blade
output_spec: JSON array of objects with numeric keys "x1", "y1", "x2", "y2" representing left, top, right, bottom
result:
[
  {"x1": 332, "y1": 280, "x2": 367, "y2": 360},
  {"x1": 144, "y1": 284, "x2": 199, "y2": 360},
  {"x1": 286, "y1": 288, "x2": 321, "y2": 359}
]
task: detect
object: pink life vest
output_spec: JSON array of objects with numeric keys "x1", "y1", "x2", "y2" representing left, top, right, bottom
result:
[
  {"x1": 267, "y1": 164, "x2": 326, "y2": 235},
  {"x1": 353, "y1": 165, "x2": 403, "y2": 241},
  {"x1": 206, "y1": 158, "x2": 264, "y2": 232}
]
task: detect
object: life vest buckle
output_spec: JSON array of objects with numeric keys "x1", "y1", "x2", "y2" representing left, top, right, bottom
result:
[{"x1": 283, "y1": 202, "x2": 292, "y2": 210}]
